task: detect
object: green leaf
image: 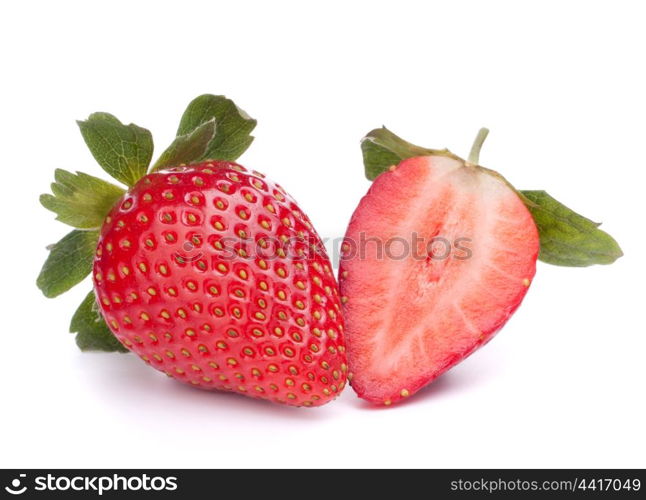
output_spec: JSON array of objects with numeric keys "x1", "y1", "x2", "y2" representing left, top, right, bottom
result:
[
  {"x1": 77, "y1": 112, "x2": 154, "y2": 186},
  {"x1": 177, "y1": 95, "x2": 256, "y2": 161},
  {"x1": 70, "y1": 290, "x2": 128, "y2": 352},
  {"x1": 521, "y1": 190, "x2": 623, "y2": 266},
  {"x1": 36, "y1": 230, "x2": 99, "y2": 298},
  {"x1": 361, "y1": 127, "x2": 453, "y2": 180},
  {"x1": 151, "y1": 118, "x2": 216, "y2": 171},
  {"x1": 40, "y1": 169, "x2": 125, "y2": 229}
]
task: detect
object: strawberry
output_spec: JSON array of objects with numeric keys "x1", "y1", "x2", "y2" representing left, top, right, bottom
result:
[
  {"x1": 38, "y1": 95, "x2": 347, "y2": 407},
  {"x1": 341, "y1": 127, "x2": 623, "y2": 406}
]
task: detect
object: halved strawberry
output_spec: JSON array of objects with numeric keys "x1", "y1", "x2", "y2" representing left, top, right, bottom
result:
[
  {"x1": 341, "y1": 127, "x2": 621, "y2": 406},
  {"x1": 340, "y1": 154, "x2": 538, "y2": 404}
]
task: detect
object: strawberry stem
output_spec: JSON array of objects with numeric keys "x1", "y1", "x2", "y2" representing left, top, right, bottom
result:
[{"x1": 467, "y1": 127, "x2": 490, "y2": 165}]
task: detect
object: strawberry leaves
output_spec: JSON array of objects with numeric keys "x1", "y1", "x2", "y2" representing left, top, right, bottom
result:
[
  {"x1": 40, "y1": 169, "x2": 125, "y2": 229},
  {"x1": 78, "y1": 113, "x2": 154, "y2": 187},
  {"x1": 151, "y1": 118, "x2": 216, "y2": 171},
  {"x1": 360, "y1": 126, "x2": 623, "y2": 267},
  {"x1": 71, "y1": 291, "x2": 128, "y2": 352},
  {"x1": 149, "y1": 95, "x2": 256, "y2": 170},
  {"x1": 76, "y1": 95, "x2": 256, "y2": 185},
  {"x1": 176, "y1": 94, "x2": 257, "y2": 162},
  {"x1": 36, "y1": 230, "x2": 99, "y2": 298},
  {"x1": 521, "y1": 191, "x2": 623, "y2": 266}
]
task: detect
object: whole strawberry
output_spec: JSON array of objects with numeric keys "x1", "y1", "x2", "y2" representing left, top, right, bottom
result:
[{"x1": 38, "y1": 95, "x2": 347, "y2": 407}]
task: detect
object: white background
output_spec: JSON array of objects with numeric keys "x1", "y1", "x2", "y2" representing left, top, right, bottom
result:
[{"x1": 1, "y1": 0, "x2": 644, "y2": 468}]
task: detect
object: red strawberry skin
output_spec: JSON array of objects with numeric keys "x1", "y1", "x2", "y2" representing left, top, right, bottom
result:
[
  {"x1": 339, "y1": 155, "x2": 539, "y2": 406},
  {"x1": 93, "y1": 161, "x2": 347, "y2": 407}
]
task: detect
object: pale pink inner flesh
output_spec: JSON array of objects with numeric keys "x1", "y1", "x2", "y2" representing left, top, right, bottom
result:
[{"x1": 341, "y1": 156, "x2": 539, "y2": 402}]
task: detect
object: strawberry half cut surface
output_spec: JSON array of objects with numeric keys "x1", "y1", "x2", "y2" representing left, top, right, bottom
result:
[
  {"x1": 37, "y1": 95, "x2": 347, "y2": 407},
  {"x1": 341, "y1": 127, "x2": 622, "y2": 406},
  {"x1": 340, "y1": 155, "x2": 538, "y2": 404}
]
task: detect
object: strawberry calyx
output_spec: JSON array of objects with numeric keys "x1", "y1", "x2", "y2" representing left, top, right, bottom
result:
[
  {"x1": 38, "y1": 95, "x2": 257, "y2": 351},
  {"x1": 361, "y1": 126, "x2": 623, "y2": 267}
]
